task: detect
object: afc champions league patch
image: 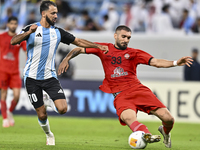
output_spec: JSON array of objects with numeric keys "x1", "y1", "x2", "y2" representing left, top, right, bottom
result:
[{"x1": 124, "y1": 53, "x2": 130, "y2": 59}]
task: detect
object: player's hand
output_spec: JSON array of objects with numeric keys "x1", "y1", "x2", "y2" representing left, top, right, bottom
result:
[
  {"x1": 177, "y1": 56, "x2": 193, "y2": 67},
  {"x1": 58, "y1": 60, "x2": 69, "y2": 75},
  {"x1": 29, "y1": 24, "x2": 38, "y2": 33},
  {"x1": 98, "y1": 45, "x2": 109, "y2": 54}
]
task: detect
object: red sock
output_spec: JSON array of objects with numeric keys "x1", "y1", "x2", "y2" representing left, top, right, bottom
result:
[
  {"x1": 130, "y1": 121, "x2": 151, "y2": 134},
  {"x1": 0, "y1": 100, "x2": 7, "y2": 119},
  {"x1": 9, "y1": 99, "x2": 18, "y2": 112},
  {"x1": 162, "y1": 121, "x2": 174, "y2": 135}
]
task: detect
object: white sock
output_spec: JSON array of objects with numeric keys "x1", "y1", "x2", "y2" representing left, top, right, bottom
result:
[{"x1": 38, "y1": 119, "x2": 52, "y2": 135}]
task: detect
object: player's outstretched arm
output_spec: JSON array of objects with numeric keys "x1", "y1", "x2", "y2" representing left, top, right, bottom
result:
[
  {"x1": 72, "y1": 38, "x2": 108, "y2": 54},
  {"x1": 150, "y1": 56, "x2": 193, "y2": 68},
  {"x1": 58, "y1": 47, "x2": 85, "y2": 75},
  {"x1": 11, "y1": 24, "x2": 38, "y2": 45}
]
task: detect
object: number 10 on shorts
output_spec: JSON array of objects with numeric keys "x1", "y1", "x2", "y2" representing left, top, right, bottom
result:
[{"x1": 28, "y1": 93, "x2": 38, "y2": 103}]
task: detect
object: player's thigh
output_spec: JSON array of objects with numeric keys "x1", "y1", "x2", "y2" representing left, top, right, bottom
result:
[
  {"x1": 120, "y1": 109, "x2": 137, "y2": 126},
  {"x1": 25, "y1": 77, "x2": 44, "y2": 109},
  {"x1": 43, "y1": 78, "x2": 67, "y2": 108},
  {"x1": 0, "y1": 71, "x2": 9, "y2": 90},
  {"x1": 9, "y1": 72, "x2": 22, "y2": 89},
  {"x1": 54, "y1": 99, "x2": 68, "y2": 111}
]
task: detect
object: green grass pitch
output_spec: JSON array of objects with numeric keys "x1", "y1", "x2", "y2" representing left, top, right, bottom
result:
[{"x1": 0, "y1": 115, "x2": 199, "y2": 150}]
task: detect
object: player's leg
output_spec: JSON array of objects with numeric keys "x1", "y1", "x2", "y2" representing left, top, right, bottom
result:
[
  {"x1": 7, "y1": 88, "x2": 20, "y2": 126},
  {"x1": 36, "y1": 105, "x2": 55, "y2": 145},
  {"x1": 150, "y1": 108, "x2": 174, "y2": 148},
  {"x1": 120, "y1": 109, "x2": 160, "y2": 143},
  {"x1": 7, "y1": 72, "x2": 22, "y2": 126},
  {"x1": 43, "y1": 78, "x2": 67, "y2": 115},
  {"x1": 0, "y1": 71, "x2": 9, "y2": 127},
  {"x1": 120, "y1": 109, "x2": 151, "y2": 133},
  {"x1": 0, "y1": 89, "x2": 9, "y2": 127},
  {"x1": 25, "y1": 77, "x2": 55, "y2": 145}
]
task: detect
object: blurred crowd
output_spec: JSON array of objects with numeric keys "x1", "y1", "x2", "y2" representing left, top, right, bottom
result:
[{"x1": 1, "y1": 0, "x2": 200, "y2": 34}]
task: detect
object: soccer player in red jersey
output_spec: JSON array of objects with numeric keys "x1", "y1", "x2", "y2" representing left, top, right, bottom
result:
[
  {"x1": 58, "y1": 25, "x2": 193, "y2": 148},
  {"x1": 0, "y1": 16, "x2": 26, "y2": 127}
]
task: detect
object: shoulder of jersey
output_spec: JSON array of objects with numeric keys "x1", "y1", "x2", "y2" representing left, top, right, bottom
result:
[
  {"x1": 22, "y1": 22, "x2": 38, "y2": 32},
  {"x1": 0, "y1": 32, "x2": 7, "y2": 36}
]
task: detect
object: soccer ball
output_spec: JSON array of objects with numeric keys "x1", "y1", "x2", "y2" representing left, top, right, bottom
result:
[{"x1": 128, "y1": 131, "x2": 147, "y2": 149}]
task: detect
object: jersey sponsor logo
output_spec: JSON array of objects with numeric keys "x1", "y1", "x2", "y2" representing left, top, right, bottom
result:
[
  {"x1": 3, "y1": 52, "x2": 15, "y2": 61},
  {"x1": 58, "y1": 89, "x2": 64, "y2": 93},
  {"x1": 36, "y1": 33, "x2": 42, "y2": 37},
  {"x1": 111, "y1": 67, "x2": 128, "y2": 78},
  {"x1": 124, "y1": 53, "x2": 130, "y2": 59}
]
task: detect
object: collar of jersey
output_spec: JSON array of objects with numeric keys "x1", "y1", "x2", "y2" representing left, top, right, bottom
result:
[
  {"x1": 114, "y1": 44, "x2": 127, "y2": 51},
  {"x1": 36, "y1": 22, "x2": 55, "y2": 29}
]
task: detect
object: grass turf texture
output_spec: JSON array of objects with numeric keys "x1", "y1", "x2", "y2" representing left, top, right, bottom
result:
[{"x1": 0, "y1": 116, "x2": 199, "y2": 150}]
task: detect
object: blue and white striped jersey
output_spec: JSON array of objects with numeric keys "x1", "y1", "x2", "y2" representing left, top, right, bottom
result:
[{"x1": 21, "y1": 22, "x2": 75, "y2": 80}]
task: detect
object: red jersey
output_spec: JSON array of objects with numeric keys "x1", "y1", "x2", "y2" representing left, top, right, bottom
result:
[
  {"x1": 0, "y1": 32, "x2": 26, "y2": 73},
  {"x1": 85, "y1": 43, "x2": 153, "y2": 93}
]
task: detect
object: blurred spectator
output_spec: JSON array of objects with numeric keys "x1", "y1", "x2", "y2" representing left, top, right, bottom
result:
[
  {"x1": 167, "y1": 0, "x2": 186, "y2": 28},
  {"x1": 146, "y1": 4, "x2": 156, "y2": 32},
  {"x1": 107, "y1": 3, "x2": 119, "y2": 31},
  {"x1": 55, "y1": 0, "x2": 72, "y2": 18},
  {"x1": 80, "y1": 10, "x2": 100, "y2": 31},
  {"x1": 192, "y1": 17, "x2": 200, "y2": 33},
  {"x1": 130, "y1": 1, "x2": 148, "y2": 32},
  {"x1": 179, "y1": 9, "x2": 195, "y2": 34},
  {"x1": 0, "y1": 7, "x2": 17, "y2": 29},
  {"x1": 184, "y1": 48, "x2": 200, "y2": 81},
  {"x1": 26, "y1": 10, "x2": 37, "y2": 25},
  {"x1": 119, "y1": 4, "x2": 133, "y2": 29},
  {"x1": 101, "y1": 14, "x2": 113, "y2": 31},
  {"x1": 151, "y1": 4, "x2": 173, "y2": 33},
  {"x1": 64, "y1": 14, "x2": 78, "y2": 31}
]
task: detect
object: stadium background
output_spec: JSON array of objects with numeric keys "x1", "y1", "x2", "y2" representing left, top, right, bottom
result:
[{"x1": 0, "y1": 0, "x2": 200, "y2": 123}]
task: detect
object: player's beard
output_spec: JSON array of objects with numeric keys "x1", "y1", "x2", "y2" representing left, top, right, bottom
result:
[
  {"x1": 116, "y1": 42, "x2": 127, "y2": 50},
  {"x1": 9, "y1": 27, "x2": 16, "y2": 33},
  {"x1": 46, "y1": 15, "x2": 55, "y2": 26}
]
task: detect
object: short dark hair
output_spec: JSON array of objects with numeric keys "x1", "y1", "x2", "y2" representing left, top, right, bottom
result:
[
  {"x1": 40, "y1": 0, "x2": 57, "y2": 15},
  {"x1": 7, "y1": 16, "x2": 18, "y2": 23},
  {"x1": 115, "y1": 25, "x2": 132, "y2": 33},
  {"x1": 162, "y1": 4, "x2": 170, "y2": 12},
  {"x1": 192, "y1": 48, "x2": 198, "y2": 53}
]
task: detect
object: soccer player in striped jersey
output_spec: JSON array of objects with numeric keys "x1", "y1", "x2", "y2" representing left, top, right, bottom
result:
[
  {"x1": 58, "y1": 25, "x2": 193, "y2": 148},
  {"x1": 11, "y1": 1, "x2": 108, "y2": 145}
]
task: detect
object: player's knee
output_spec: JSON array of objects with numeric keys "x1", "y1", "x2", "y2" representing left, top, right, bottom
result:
[
  {"x1": 58, "y1": 106, "x2": 67, "y2": 114},
  {"x1": 13, "y1": 97, "x2": 19, "y2": 102},
  {"x1": 121, "y1": 115, "x2": 134, "y2": 123},
  {"x1": 164, "y1": 116, "x2": 175, "y2": 125},
  {"x1": 38, "y1": 113, "x2": 47, "y2": 121}
]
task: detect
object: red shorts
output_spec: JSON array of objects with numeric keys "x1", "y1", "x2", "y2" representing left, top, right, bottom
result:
[
  {"x1": 0, "y1": 71, "x2": 22, "y2": 90},
  {"x1": 113, "y1": 83, "x2": 166, "y2": 126}
]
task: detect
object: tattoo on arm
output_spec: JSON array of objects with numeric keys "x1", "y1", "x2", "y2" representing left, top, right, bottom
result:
[{"x1": 71, "y1": 49, "x2": 81, "y2": 59}]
